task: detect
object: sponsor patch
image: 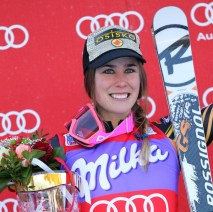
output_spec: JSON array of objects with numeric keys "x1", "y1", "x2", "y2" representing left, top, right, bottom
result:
[
  {"x1": 94, "y1": 28, "x2": 136, "y2": 45},
  {"x1": 64, "y1": 133, "x2": 78, "y2": 146},
  {"x1": 147, "y1": 127, "x2": 157, "y2": 135}
]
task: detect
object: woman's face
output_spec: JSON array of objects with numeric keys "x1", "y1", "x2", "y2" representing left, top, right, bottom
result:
[{"x1": 94, "y1": 57, "x2": 141, "y2": 124}]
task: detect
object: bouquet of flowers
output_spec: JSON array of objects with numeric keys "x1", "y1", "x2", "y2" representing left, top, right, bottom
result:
[{"x1": 0, "y1": 130, "x2": 65, "y2": 192}]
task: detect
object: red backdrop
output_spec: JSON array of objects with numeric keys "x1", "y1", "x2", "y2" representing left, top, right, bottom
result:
[{"x1": 0, "y1": 0, "x2": 212, "y2": 211}]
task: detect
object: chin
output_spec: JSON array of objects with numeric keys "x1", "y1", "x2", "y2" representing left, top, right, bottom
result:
[{"x1": 111, "y1": 107, "x2": 132, "y2": 116}]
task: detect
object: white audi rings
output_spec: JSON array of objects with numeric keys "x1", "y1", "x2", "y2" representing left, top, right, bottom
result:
[
  {"x1": 0, "y1": 24, "x2": 29, "y2": 50},
  {"x1": 0, "y1": 109, "x2": 40, "y2": 136},
  {"x1": 90, "y1": 193, "x2": 169, "y2": 212},
  {"x1": 191, "y1": 2, "x2": 213, "y2": 26},
  {"x1": 0, "y1": 198, "x2": 18, "y2": 212},
  {"x1": 141, "y1": 96, "x2": 156, "y2": 119},
  {"x1": 76, "y1": 11, "x2": 144, "y2": 39},
  {"x1": 203, "y1": 87, "x2": 213, "y2": 107}
]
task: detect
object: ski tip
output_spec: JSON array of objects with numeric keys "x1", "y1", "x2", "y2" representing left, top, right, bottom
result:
[{"x1": 153, "y1": 6, "x2": 188, "y2": 31}]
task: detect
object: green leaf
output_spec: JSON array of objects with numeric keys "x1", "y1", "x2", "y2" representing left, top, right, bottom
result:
[
  {"x1": 9, "y1": 151, "x2": 16, "y2": 157},
  {"x1": 15, "y1": 161, "x2": 22, "y2": 168},
  {"x1": 23, "y1": 149, "x2": 45, "y2": 161},
  {"x1": 22, "y1": 150, "x2": 30, "y2": 159},
  {"x1": 22, "y1": 166, "x2": 31, "y2": 179},
  {"x1": 10, "y1": 139, "x2": 17, "y2": 145},
  {"x1": 0, "y1": 170, "x2": 10, "y2": 178},
  {"x1": 52, "y1": 146, "x2": 65, "y2": 160},
  {"x1": 1, "y1": 158, "x2": 7, "y2": 166},
  {"x1": 0, "y1": 177, "x2": 12, "y2": 193},
  {"x1": 30, "y1": 129, "x2": 49, "y2": 140}
]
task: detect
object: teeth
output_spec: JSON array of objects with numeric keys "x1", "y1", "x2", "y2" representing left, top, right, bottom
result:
[{"x1": 111, "y1": 94, "x2": 128, "y2": 99}]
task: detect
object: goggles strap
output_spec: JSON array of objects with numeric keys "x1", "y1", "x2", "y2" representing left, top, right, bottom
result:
[{"x1": 89, "y1": 112, "x2": 135, "y2": 145}]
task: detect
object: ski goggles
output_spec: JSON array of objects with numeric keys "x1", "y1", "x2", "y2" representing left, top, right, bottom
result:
[
  {"x1": 67, "y1": 103, "x2": 105, "y2": 147},
  {"x1": 66, "y1": 103, "x2": 135, "y2": 148}
]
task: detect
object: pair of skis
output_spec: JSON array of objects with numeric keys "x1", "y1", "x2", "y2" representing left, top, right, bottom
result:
[{"x1": 152, "y1": 6, "x2": 213, "y2": 212}]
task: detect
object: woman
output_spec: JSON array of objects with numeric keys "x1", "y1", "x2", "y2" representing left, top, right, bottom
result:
[{"x1": 52, "y1": 25, "x2": 180, "y2": 212}]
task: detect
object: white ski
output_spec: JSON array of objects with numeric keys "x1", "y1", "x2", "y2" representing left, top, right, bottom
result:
[{"x1": 152, "y1": 6, "x2": 213, "y2": 212}]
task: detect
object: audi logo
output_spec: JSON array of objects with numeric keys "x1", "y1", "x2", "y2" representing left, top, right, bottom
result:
[
  {"x1": 76, "y1": 11, "x2": 144, "y2": 39},
  {"x1": 0, "y1": 24, "x2": 29, "y2": 50},
  {"x1": 141, "y1": 96, "x2": 156, "y2": 118},
  {"x1": 0, "y1": 109, "x2": 40, "y2": 136},
  {"x1": 203, "y1": 87, "x2": 213, "y2": 106},
  {"x1": 0, "y1": 198, "x2": 18, "y2": 212},
  {"x1": 191, "y1": 2, "x2": 213, "y2": 26},
  {"x1": 90, "y1": 193, "x2": 169, "y2": 212}
]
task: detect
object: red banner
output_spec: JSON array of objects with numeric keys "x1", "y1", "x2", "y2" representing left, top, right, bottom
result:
[{"x1": 0, "y1": 0, "x2": 212, "y2": 211}]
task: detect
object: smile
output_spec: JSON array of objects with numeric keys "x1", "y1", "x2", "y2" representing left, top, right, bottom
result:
[{"x1": 110, "y1": 93, "x2": 129, "y2": 99}]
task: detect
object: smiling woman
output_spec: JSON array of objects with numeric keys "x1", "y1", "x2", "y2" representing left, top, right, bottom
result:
[{"x1": 48, "y1": 25, "x2": 182, "y2": 212}]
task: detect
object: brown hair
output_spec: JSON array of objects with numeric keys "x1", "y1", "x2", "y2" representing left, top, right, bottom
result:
[{"x1": 84, "y1": 60, "x2": 150, "y2": 168}]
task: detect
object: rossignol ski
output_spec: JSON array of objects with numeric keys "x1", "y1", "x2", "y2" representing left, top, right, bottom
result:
[{"x1": 152, "y1": 6, "x2": 213, "y2": 212}]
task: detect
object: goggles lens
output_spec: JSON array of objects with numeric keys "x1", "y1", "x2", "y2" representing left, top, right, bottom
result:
[
  {"x1": 69, "y1": 104, "x2": 103, "y2": 145},
  {"x1": 73, "y1": 109, "x2": 98, "y2": 139}
]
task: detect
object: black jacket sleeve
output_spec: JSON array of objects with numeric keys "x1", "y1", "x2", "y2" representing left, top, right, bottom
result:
[{"x1": 152, "y1": 103, "x2": 213, "y2": 146}]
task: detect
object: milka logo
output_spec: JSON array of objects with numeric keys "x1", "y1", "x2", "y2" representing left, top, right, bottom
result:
[
  {"x1": 154, "y1": 24, "x2": 195, "y2": 87},
  {"x1": 72, "y1": 143, "x2": 168, "y2": 192}
]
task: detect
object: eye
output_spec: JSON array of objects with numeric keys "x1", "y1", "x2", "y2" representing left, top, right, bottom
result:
[
  {"x1": 125, "y1": 68, "x2": 135, "y2": 73},
  {"x1": 103, "y1": 69, "x2": 114, "y2": 74}
]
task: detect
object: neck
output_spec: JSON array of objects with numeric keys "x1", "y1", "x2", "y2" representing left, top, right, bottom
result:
[
  {"x1": 108, "y1": 119, "x2": 122, "y2": 129},
  {"x1": 102, "y1": 112, "x2": 133, "y2": 130},
  {"x1": 94, "y1": 104, "x2": 131, "y2": 129}
]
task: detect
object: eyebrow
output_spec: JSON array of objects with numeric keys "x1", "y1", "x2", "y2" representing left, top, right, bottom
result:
[{"x1": 102, "y1": 63, "x2": 137, "y2": 68}]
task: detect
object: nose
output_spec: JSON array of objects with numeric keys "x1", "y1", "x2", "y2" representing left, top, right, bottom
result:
[{"x1": 114, "y1": 72, "x2": 127, "y2": 87}]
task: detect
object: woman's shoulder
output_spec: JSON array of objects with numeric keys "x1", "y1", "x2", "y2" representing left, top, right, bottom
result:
[
  {"x1": 149, "y1": 122, "x2": 177, "y2": 152},
  {"x1": 150, "y1": 116, "x2": 174, "y2": 140}
]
